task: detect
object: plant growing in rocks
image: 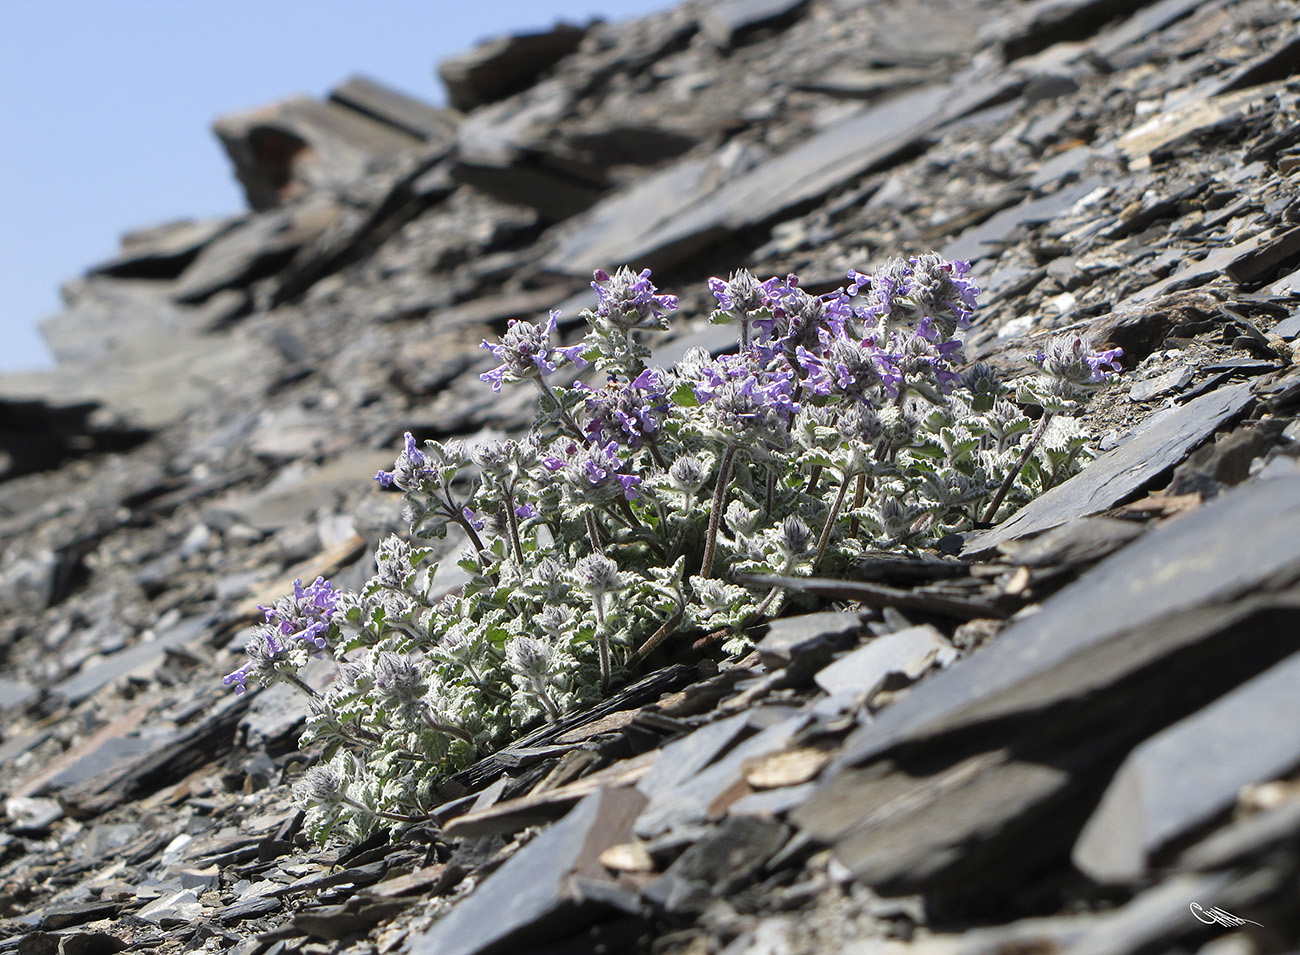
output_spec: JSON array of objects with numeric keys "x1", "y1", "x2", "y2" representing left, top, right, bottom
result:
[{"x1": 223, "y1": 256, "x2": 1122, "y2": 842}]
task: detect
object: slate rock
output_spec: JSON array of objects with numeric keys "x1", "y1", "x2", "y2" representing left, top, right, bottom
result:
[
  {"x1": 1073, "y1": 647, "x2": 1300, "y2": 884},
  {"x1": 214, "y1": 96, "x2": 422, "y2": 210},
  {"x1": 642, "y1": 815, "x2": 789, "y2": 915},
  {"x1": 699, "y1": 0, "x2": 809, "y2": 49},
  {"x1": 3, "y1": 796, "x2": 63, "y2": 834},
  {"x1": 52, "y1": 614, "x2": 210, "y2": 705},
  {"x1": 1127, "y1": 364, "x2": 1195, "y2": 402},
  {"x1": 0, "y1": 676, "x2": 39, "y2": 711},
  {"x1": 408, "y1": 786, "x2": 645, "y2": 955},
  {"x1": 943, "y1": 179, "x2": 1100, "y2": 263},
  {"x1": 328, "y1": 75, "x2": 458, "y2": 144},
  {"x1": 172, "y1": 197, "x2": 338, "y2": 303},
  {"x1": 137, "y1": 890, "x2": 203, "y2": 926},
  {"x1": 755, "y1": 610, "x2": 870, "y2": 670},
  {"x1": 635, "y1": 712, "x2": 807, "y2": 839},
  {"x1": 88, "y1": 216, "x2": 239, "y2": 280},
  {"x1": 438, "y1": 24, "x2": 587, "y2": 113},
  {"x1": 813, "y1": 624, "x2": 956, "y2": 704},
  {"x1": 844, "y1": 473, "x2": 1300, "y2": 766},
  {"x1": 964, "y1": 381, "x2": 1254, "y2": 555},
  {"x1": 547, "y1": 73, "x2": 1019, "y2": 276}
]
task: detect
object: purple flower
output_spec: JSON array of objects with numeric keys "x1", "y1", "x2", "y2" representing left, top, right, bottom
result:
[
  {"x1": 375, "y1": 432, "x2": 437, "y2": 492},
  {"x1": 1030, "y1": 335, "x2": 1124, "y2": 390},
  {"x1": 577, "y1": 368, "x2": 668, "y2": 449},
  {"x1": 591, "y1": 266, "x2": 678, "y2": 330},
  {"x1": 689, "y1": 352, "x2": 800, "y2": 447},
  {"x1": 545, "y1": 440, "x2": 643, "y2": 500},
  {"x1": 515, "y1": 502, "x2": 538, "y2": 519},
  {"x1": 222, "y1": 624, "x2": 289, "y2": 694},
  {"x1": 849, "y1": 254, "x2": 979, "y2": 335},
  {"x1": 462, "y1": 506, "x2": 486, "y2": 531},
  {"x1": 480, "y1": 310, "x2": 588, "y2": 392},
  {"x1": 708, "y1": 269, "x2": 770, "y2": 315},
  {"x1": 258, "y1": 577, "x2": 338, "y2": 652}
]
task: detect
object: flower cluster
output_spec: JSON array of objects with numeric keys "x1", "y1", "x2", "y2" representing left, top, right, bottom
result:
[{"x1": 224, "y1": 254, "x2": 1122, "y2": 843}]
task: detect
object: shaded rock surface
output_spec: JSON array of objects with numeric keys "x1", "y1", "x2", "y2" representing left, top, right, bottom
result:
[{"x1": 3, "y1": 2, "x2": 1300, "y2": 954}]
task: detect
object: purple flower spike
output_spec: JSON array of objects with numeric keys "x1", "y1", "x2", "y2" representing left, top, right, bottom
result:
[
  {"x1": 480, "y1": 311, "x2": 585, "y2": 391},
  {"x1": 1031, "y1": 335, "x2": 1125, "y2": 391},
  {"x1": 591, "y1": 266, "x2": 678, "y2": 330}
]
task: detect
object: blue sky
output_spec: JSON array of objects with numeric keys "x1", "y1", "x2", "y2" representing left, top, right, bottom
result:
[{"x1": 0, "y1": 1, "x2": 670, "y2": 374}]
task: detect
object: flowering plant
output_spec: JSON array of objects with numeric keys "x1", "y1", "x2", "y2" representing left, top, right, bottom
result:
[{"x1": 224, "y1": 257, "x2": 1120, "y2": 842}]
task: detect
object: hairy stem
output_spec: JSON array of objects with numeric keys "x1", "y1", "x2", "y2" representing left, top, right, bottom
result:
[
  {"x1": 813, "y1": 468, "x2": 854, "y2": 572},
  {"x1": 586, "y1": 511, "x2": 604, "y2": 553},
  {"x1": 981, "y1": 412, "x2": 1052, "y2": 525},
  {"x1": 536, "y1": 377, "x2": 585, "y2": 442},
  {"x1": 422, "y1": 707, "x2": 475, "y2": 744},
  {"x1": 341, "y1": 794, "x2": 430, "y2": 825},
  {"x1": 530, "y1": 676, "x2": 562, "y2": 722},
  {"x1": 633, "y1": 606, "x2": 684, "y2": 663},
  {"x1": 700, "y1": 445, "x2": 736, "y2": 579}
]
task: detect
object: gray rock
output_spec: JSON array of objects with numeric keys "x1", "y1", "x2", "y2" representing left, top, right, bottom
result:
[
  {"x1": 88, "y1": 217, "x2": 239, "y2": 280},
  {"x1": 1073, "y1": 648, "x2": 1300, "y2": 883},
  {"x1": 547, "y1": 72, "x2": 1020, "y2": 276},
  {"x1": 172, "y1": 197, "x2": 337, "y2": 303},
  {"x1": 643, "y1": 815, "x2": 790, "y2": 914},
  {"x1": 0, "y1": 676, "x2": 38, "y2": 711},
  {"x1": 408, "y1": 786, "x2": 645, "y2": 955},
  {"x1": 328, "y1": 75, "x2": 458, "y2": 144},
  {"x1": 137, "y1": 890, "x2": 203, "y2": 926},
  {"x1": 813, "y1": 624, "x2": 955, "y2": 704},
  {"x1": 943, "y1": 179, "x2": 1101, "y2": 263},
  {"x1": 964, "y1": 381, "x2": 1255, "y2": 555},
  {"x1": 437, "y1": 24, "x2": 587, "y2": 113},
  {"x1": 635, "y1": 711, "x2": 807, "y2": 838},
  {"x1": 756, "y1": 610, "x2": 869, "y2": 670},
  {"x1": 845, "y1": 473, "x2": 1300, "y2": 765},
  {"x1": 1127, "y1": 364, "x2": 1195, "y2": 401},
  {"x1": 699, "y1": 0, "x2": 808, "y2": 49},
  {"x1": 3, "y1": 796, "x2": 63, "y2": 834},
  {"x1": 52, "y1": 614, "x2": 210, "y2": 705},
  {"x1": 214, "y1": 96, "x2": 422, "y2": 210}
]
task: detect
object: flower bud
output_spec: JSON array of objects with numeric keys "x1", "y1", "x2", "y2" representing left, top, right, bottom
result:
[
  {"x1": 506, "y1": 636, "x2": 552, "y2": 678},
  {"x1": 575, "y1": 554, "x2": 620, "y2": 596}
]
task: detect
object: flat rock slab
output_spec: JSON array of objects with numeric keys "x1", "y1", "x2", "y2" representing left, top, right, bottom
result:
[
  {"x1": 545, "y1": 72, "x2": 1018, "y2": 276},
  {"x1": 813, "y1": 624, "x2": 956, "y2": 704},
  {"x1": 408, "y1": 786, "x2": 644, "y2": 955},
  {"x1": 1073, "y1": 647, "x2": 1300, "y2": 884},
  {"x1": 836, "y1": 473, "x2": 1300, "y2": 768},
  {"x1": 437, "y1": 25, "x2": 587, "y2": 113},
  {"x1": 963, "y1": 381, "x2": 1254, "y2": 555},
  {"x1": 635, "y1": 711, "x2": 806, "y2": 838},
  {"x1": 700, "y1": 0, "x2": 808, "y2": 48}
]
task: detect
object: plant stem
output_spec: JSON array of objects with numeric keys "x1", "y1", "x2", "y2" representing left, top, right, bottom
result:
[
  {"x1": 848, "y1": 472, "x2": 867, "y2": 538},
  {"x1": 981, "y1": 412, "x2": 1052, "y2": 525},
  {"x1": 700, "y1": 445, "x2": 736, "y2": 579},
  {"x1": 632, "y1": 606, "x2": 684, "y2": 662},
  {"x1": 283, "y1": 672, "x2": 319, "y2": 699},
  {"x1": 536, "y1": 377, "x2": 584, "y2": 442},
  {"x1": 422, "y1": 707, "x2": 475, "y2": 744},
  {"x1": 530, "y1": 676, "x2": 562, "y2": 722},
  {"x1": 593, "y1": 594, "x2": 611, "y2": 692},
  {"x1": 341, "y1": 795, "x2": 430, "y2": 825},
  {"x1": 586, "y1": 511, "x2": 604, "y2": 552},
  {"x1": 502, "y1": 489, "x2": 525, "y2": 564},
  {"x1": 813, "y1": 468, "x2": 854, "y2": 572}
]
